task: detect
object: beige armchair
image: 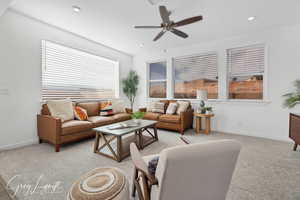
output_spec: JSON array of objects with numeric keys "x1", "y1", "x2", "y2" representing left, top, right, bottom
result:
[{"x1": 130, "y1": 139, "x2": 241, "y2": 200}]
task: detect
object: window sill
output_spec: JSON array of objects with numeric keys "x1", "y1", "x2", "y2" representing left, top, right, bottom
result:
[{"x1": 207, "y1": 99, "x2": 271, "y2": 104}]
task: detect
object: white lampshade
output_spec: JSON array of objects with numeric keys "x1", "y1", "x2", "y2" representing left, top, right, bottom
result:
[{"x1": 196, "y1": 90, "x2": 208, "y2": 101}]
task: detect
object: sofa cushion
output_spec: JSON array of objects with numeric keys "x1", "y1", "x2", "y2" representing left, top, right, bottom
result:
[
  {"x1": 143, "y1": 112, "x2": 162, "y2": 121},
  {"x1": 47, "y1": 99, "x2": 74, "y2": 122},
  {"x1": 176, "y1": 101, "x2": 190, "y2": 115},
  {"x1": 62, "y1": 120, "x2": 93, "y2": 135},
  {"x1": 112, "y1": 113, "x2": 131, "y2": 122},
  {"x1": 88, "y1": 116, "x2": 114, "y2": 127},
  {"x1": 77, "y1": 102, "x2": 99, "y2": 116},
  {"x1": 159, "y1": 114, "x2": 181, "y2": 123}
]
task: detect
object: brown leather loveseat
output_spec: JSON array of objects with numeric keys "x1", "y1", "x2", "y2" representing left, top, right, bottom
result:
[
  {"x1": 37, "y1": 102, "x2": 132, "y2": 152},
  {"x1": 140, "y1": 100, "x2": 194, "y2": 135}
]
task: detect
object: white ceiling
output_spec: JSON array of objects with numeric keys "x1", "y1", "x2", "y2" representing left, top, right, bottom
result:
[
  {"x1": 0, "y1": 0, "x2": 13, "y2": 17},
  {"x1": 10, "y1": 0, "x2": 300, "y2": 55}
]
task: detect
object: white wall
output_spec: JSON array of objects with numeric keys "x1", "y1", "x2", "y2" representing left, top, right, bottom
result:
[
  {"x1": 133, "y1": 23, "x2": 300, "y2": 142},
  {"x1": 0, "y1": 0, "x2": 12, "y2": 17},
  {"x1": 0, "y1": 10, "x2": 133, "y2": 150}
]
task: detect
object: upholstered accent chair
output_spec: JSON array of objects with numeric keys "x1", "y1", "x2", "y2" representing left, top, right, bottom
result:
[{"x1": 130, "y1": 139, "x2": 241, "y2": 200}]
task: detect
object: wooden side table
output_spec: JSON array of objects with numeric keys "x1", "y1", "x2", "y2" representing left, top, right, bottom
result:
[{"x1": 194, "y1": 113, "x2": 214, "y2": 134}]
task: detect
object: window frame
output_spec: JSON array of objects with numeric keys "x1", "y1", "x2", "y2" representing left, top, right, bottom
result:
[
  {"x1": 226, "y1": 43, "x2": 268, "y2": 101},
  {"x1": 147, "y1": 59, "x2": 168, "y2": 99},
  {"x1": 41, "y1": 40, "x2": 120, "y2": 101},
  {"x1": 172, "y1": 51, "x2": 219, "y2": 100}
]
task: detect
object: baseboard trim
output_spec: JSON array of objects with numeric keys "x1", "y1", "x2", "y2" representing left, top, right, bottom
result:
[{"x1": 0, "y1": 139, "x2": 39, "y2": 152}]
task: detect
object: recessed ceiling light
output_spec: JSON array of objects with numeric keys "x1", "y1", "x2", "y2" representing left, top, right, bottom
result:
[
  {"x1": 248, "y1": 16, "x2": 256, "y2": 21},
  {"x1": 139, "y1": 43, "x2": 144, "y2": 48},
  {"x1": 72, "y1": 6, "x2": 81, "y2": 13}
]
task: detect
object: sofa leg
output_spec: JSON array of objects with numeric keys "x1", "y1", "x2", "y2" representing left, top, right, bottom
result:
[
  {"x1": 180, "y1": 130, "x2": 184, "y2": 135},
  {"x1": 39, "y1": 139, "x2": 43, "y2": 144},
  {"x1": 55, "y1": 144, "x2": 60, "y2": 152}
]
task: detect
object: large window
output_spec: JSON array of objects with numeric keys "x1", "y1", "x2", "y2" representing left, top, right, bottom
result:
[
  {"x1": 227, "y1": 44, "x2": 265, "y2": 100},
  {"x1": 148, "y1": 61, "x2": 167, "y2": 98},
  {"x1": 173, "y1": 53, "x2": 218, "y2": 99},
  {"x1": 41, "y1": 41, "x2": 119, "y2": 101}
]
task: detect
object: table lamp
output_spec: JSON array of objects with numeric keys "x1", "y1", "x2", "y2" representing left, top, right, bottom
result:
[{"x1": 196, "y1": 90, "x2": 208, "y2": 113}]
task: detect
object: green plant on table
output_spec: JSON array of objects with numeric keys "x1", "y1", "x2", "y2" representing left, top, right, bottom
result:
[
  {"x1": 131, "y1": 111, "x2": 145, "y2": 119},
  {"x1": 283, "y1": 80, "x2": 300, "y2": 108}
]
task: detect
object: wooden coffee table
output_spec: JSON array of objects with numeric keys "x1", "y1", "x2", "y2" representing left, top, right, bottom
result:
[{"x1": 93, "y1": 120, "x2": 158, "y2": 162}]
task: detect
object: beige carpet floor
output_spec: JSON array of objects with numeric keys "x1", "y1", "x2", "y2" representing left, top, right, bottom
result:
[{"x1": 0, "y1": 130, "x2": 300, "y2": 200}]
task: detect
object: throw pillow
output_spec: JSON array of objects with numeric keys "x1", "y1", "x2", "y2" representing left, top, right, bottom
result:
[
  {"x1": 112, "y1": 99, "x2": 125, "y2": 114},
  {"x1": 74, "y1": 106, "x2": 88, "y2": 121},
  {"x1": 166, "y1": 102, "x2": 178, "y2": 114},
  {"x1": 176, "y1": 101, "x2": 190, "y2": 115},
  {"x1": 151, "y1": 102, "x2": 165, "y2": 113},
  {"x1": 47, "y1": 99, "x2": 74, "y2": 122},
  {"x1": 99, "y1": 101, "x2": 114, "y2": 116},
  {"x1": 148, "y1": 157, "x2": 159, "y2": 176}
]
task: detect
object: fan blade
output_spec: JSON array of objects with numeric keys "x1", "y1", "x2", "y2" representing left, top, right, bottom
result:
[
  {"x1": 153, "y1": 30, "x2": 166, "y2": 41},
  {"x1": 134, "y1": 26, "x2": 162, "y2": 29},
  {"x1": 170, "y1": 28, "x2": 188, "y2": 38},
  {"x1": 159, "y1": 6, "x2": 170, "y2": 23},
  {"x1": 174, "y1": 16, "x2": 203, "y2": 27}
]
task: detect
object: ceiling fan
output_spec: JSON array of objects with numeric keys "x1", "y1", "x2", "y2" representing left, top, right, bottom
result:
[{"x1": 135, "y1": 6, "x2": 203, "y2": 41}]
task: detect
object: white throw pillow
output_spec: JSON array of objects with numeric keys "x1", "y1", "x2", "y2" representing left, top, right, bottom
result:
[
  {"x1": 112, "y1": 99, "x2": 125, "y2": 113},
  {"x1": 166, "y1": 102, "x2": 178, "y2": 115},
  {"x1": 176, "y1": 101, "x2": 190, "y2": 115},
  {"x1": 47, "y1": 99, "x2": 74, "y2": 122}
]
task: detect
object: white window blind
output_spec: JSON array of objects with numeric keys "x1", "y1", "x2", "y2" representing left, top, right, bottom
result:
[
  {"x1": 227, "y1": 44, "x2": 265, "y2": 77},
  {"x1": 173, "y1": 53, "x2": 218, "y2": 81},
  {"x1": 41, "y1": 40, "x2": 119, "y2": 101}
]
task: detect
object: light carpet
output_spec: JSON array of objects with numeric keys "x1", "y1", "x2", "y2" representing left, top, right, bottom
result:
[{"x1": 0, "y1": 130, "x2": 300, "y2": 200}]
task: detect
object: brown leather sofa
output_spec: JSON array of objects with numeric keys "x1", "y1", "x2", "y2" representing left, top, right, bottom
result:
[
  {"x1": 140, "y1": 100, "x2": 194, "y2": 135},
  {"x1": 37, "y1": 102, "x2": 132, "y2": 152}
]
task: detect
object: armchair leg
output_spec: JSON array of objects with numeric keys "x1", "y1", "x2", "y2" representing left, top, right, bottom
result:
[
  {"x1": 132, "y1": 167, "x2": 138, "y2": 197},
  {"x1": 55, "y1": 144, "x2": 60, "y2": 152}
]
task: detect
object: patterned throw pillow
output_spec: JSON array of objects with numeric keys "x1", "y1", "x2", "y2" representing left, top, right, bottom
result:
[
  {"x1": 74, "y1": 106, "x2": 88, "y2": 121},
  {"x1": 166, "y1": 102, "x2": 178, "y2": 115},
  {"x1": 100, "y1": 101, "x2": 114, "y2": 116},
  {"x1": 148, "y1": 157, "x2": 159, "y2": 175},
  {"x1": 176, "y1": 101, "x2": 190, "y2": 115},
  {"x1": 151, "y1": 102, "x2": 165, "y2": 113}
]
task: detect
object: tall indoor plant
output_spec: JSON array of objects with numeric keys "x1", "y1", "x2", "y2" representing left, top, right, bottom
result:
[
  {"x1": 283, "y1": 80, "x2": 300, "y2": 108},
  {"x1": 122, "y1": 70, "x2": 139, "y2": 110}
]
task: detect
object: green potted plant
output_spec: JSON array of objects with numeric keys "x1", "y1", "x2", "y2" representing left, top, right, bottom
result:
[
  {"x1": 131, "y1": 111, "x2": 145, "y2": 124},
  {"x1": 122, "y1": 70, "x2": 139, "y2": 110},
  {"x1": 283, "y1": 80, "x2": 300, "y2": 108}
]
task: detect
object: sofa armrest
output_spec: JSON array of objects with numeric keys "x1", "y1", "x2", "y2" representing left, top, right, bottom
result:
[
  {"x1": 125, "y1": 108, "x2": 133, "y2": 114},
  {"x1": 37, "y1": 114, "x2": 62, "y2": 144},
  {"x1": 139, "y1": 108, "x2": 147, "y2": 112},
  {"x1": 180, "y1": 108, "x2": 194, "y2": 129}
]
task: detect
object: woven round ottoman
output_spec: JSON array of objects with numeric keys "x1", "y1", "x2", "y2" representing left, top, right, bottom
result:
[{"x1": 67, "y1": 167, "x2": 129, "y2": 200}]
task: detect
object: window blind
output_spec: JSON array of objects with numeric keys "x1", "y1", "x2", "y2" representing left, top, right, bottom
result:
[
  {"x1": 227, "y1": 44, "x2": 265, "y2": 77},
  {"x1": 173, "y1": 53, "x2": 218, "y2": 81},
  {"x1": 41, "y1": 40, "x2": 119, "y2": 101}
]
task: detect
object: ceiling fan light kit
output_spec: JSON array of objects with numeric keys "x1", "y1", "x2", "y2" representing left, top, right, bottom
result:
[{"x1": 135, "y1": 5, "x2": 203, "y2": 41}]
